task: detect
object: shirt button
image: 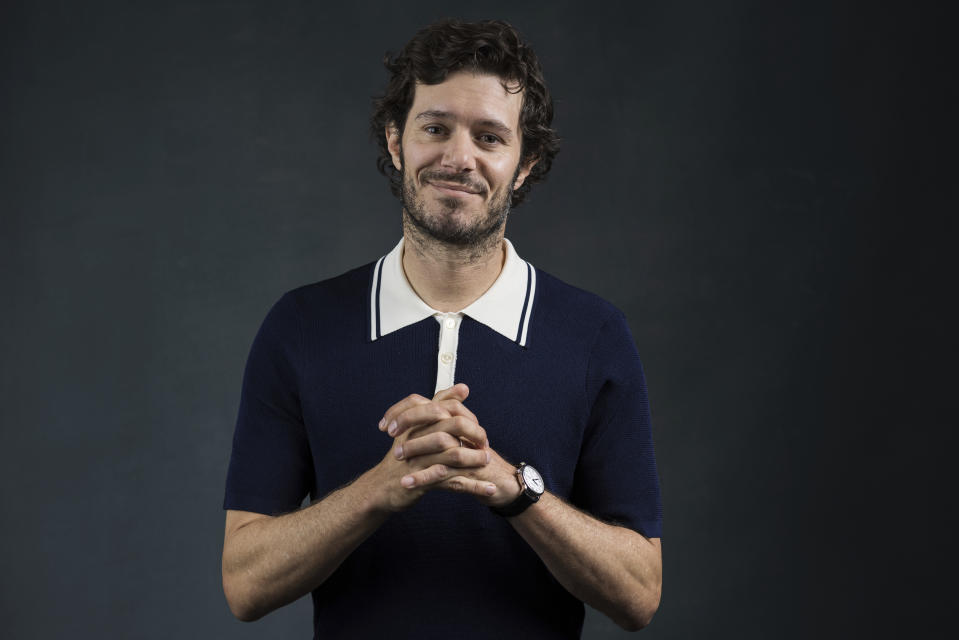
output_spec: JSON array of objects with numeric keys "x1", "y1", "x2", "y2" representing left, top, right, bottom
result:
[
  {"x1": 440, "y1": 352, "x2": 453, "y2": 365},
  {"x1": 444, "y1": 318, "x2": 456, "y2": 329}
]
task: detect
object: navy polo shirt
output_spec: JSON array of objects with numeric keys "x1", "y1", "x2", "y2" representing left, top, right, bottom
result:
[{"x1": 224, "y1": 238, "x2": 662, "y2": 639}]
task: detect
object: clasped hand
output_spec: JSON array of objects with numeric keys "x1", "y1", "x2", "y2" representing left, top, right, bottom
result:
[{"x1": 371, "y1": 383, "x2": 520, "y2": 512}]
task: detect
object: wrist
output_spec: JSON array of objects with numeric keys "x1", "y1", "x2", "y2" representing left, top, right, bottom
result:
[
  {"x1": 482, "y1": 450, "x2": 523, "y2": 508},
  {"x1": 490, "y1": 462, "x2": 545, "y2": 517},
  {"x1": 356, "y1": 463, "x2": 396, "y2": 516},
  {"x1": 492, "y1": 469, "x2": 523, "y2": 507}
]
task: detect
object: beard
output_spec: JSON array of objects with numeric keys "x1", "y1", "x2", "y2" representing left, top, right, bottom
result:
[{"x1": 400, "y1": 158, "x2": 520, "y2": 248}]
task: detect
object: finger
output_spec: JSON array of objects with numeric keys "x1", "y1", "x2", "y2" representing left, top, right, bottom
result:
[
  {"x1": 432, "y1": 384, "x2": 475, "y2": 424},
  {"x1": 400, "y1": 463, "x2": 449, "y2": 489},
  {"x1": 433, "y1": 382, "x2": 469, "y2": 402},
  {"x1": 388, "y1": 402, "x2": 453, "y2": 438},
  {"x1": 407, "y1": 415, "x2": 488, "y2": 450},
  {"x1": 392, "y1": 399, "x2": 478, "y2": 438},
  {"x1": 394, "y1": 431, "x2": 460, "y2": 460},
  {"x1": 403, "y1": 444, "x2": 490, "y2": 469},
  {"x1": 378, "y1": 393, "x2": 431, "y2": 433},
  {"x1": 380, "y1": 386, "x2": 477, "y2": 437},
  {"x1": 436, "y1": 398, "x2": 479, "y2": 425},
  {"x1": 441, "y1": 475, "x2": 498, "y2": 497}
]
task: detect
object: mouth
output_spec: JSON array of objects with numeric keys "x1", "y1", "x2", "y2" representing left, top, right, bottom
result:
[{"x1": 427, "y1": 180, "x2": 483, "y2": 197}]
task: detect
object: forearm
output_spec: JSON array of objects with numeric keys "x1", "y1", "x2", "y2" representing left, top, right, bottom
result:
[
  {"x1": 222, "y1": 469, "x2": 389, "y2": 621},
  {"x1": 509, "y1": 493, "x2": 662, "y2": 631}
]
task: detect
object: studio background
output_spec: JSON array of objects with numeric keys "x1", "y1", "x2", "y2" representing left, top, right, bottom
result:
[{"x1": 1, "y1": 1, "x2": 951, "y2": 638}]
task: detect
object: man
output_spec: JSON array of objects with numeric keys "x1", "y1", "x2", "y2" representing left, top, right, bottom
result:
[{"x1": 222, "y1": 19, "x2": 662, "y2": 638}]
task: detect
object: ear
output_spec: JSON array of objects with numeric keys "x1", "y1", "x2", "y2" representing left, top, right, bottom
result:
[
  {"x1": 513, "y1": 156, "x2": 539, "y2": 191},
  {"x1": 385, "y1": 123, "x2": 402, "y2": 171}
]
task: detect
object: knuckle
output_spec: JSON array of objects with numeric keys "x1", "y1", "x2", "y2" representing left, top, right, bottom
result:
[
  {"x1": 456, "y1": 416, "x2": 483, "y2": 439},
  {"x1": 439, "y1": 432, "x2": 459, "y2": 449},
  {"x1": 434, "y1": 464, "x2": 448, "y2": 479},
  {"x1": 447, "y1": 478, "x2": 465, "y2": 493}
]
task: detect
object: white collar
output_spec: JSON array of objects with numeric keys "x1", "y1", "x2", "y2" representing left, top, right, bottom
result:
[{"x1": 368, "y1": 237, "x2": 537, "y2": 347}]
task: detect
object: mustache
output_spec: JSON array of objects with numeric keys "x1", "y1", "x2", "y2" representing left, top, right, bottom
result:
[{"x1": 420, "y1": 171, "x2": 486, "y2": 195}]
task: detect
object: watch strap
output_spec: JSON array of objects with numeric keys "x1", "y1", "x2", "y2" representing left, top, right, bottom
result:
[{"x1": 490, "y1": 490, "x2": 540, "y2": 517}]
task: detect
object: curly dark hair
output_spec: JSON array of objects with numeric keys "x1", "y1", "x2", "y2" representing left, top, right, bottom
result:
[{"x1": 370, "y1": 19, "x2": 560, "y2": 208}]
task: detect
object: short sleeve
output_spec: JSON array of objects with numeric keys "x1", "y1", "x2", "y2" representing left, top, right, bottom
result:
[
  {"x1": 571, "y1": 309, "x2": 663, "y2": 538},
  {"x1": 223, "y1": 292, "x2": 314, "y2": 515}
]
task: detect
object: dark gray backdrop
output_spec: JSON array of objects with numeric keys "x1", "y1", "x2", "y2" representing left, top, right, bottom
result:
[{"x1": 1, "y1": 1, "x2": 952, "y2": 638}]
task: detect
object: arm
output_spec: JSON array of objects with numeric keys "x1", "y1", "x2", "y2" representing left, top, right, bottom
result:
[
  {"x1": 222, "y1": 471, "x2": 388, "y2": 622},
  {"x1": 222, "y1": 385, "x2": 493, "y2": 621},
  {"x1": 389, "y1": 441, "x2": 662, "y2": 631},
  {"x1": 509, "y1": 493, "x2": 662, "y2": 631},
  {"x1": 383, "y1": 377, "x2": 662, "y2": 630},
  {"x1": 511, "y1": 308, "x2": 661, "y2": 629}
]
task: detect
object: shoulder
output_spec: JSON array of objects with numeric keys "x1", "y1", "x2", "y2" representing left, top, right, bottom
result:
[
  {"x1": 530, "y1": 267, "x2": 643, "y2": 379},
  {"x1": 283, "y1": 261, "x2": 375, "y2": 312},
  {"x1": 253, "y1": 261, "x2": 376, "y2": 346},
  {"x1": 531, "y1": 267, "x2": 625, "y2": 336}
]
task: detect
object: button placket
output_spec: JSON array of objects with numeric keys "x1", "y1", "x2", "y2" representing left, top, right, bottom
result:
[{"x1": 434, "y1": 313, "x2": 462, "y2": 394}]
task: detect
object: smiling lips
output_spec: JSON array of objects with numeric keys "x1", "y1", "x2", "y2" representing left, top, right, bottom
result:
[{"x1": 427, "y1": 180, "x2": 483, "y2": 196}]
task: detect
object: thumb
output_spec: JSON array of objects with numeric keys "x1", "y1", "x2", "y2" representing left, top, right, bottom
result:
[{"x1": 433, "y1": 382, "x2": 469, "y2": 402}]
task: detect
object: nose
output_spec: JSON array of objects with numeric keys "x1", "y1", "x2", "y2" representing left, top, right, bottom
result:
[{"x1": 440, "y1": 129, "x2": 476, "y2": 173}]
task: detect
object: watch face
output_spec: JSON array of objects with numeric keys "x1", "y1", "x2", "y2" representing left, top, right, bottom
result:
[{"x1": 522, "y1": 465, "x2": 545, "y2": 495}]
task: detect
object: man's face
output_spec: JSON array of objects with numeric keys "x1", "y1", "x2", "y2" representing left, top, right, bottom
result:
[{"x1": 386, "y1": 72, "x2": 534, "y2": 246}]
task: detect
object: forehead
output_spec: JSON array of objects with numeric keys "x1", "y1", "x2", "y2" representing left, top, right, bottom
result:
[{"x1": 407, "y1": 71, "x2": 524, "y2": 130}]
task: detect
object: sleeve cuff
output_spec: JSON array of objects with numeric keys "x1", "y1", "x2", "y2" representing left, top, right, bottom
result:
[{"x1": 223, "y1": 491, "x2": 303, "y2": 516}]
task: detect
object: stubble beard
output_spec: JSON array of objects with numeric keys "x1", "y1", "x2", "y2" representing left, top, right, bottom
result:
[{"x1": 400, "y1": 155, "x2": 520, "y2": 252}]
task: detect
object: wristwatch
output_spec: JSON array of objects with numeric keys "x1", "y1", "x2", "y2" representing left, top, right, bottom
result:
[{"x1": 490, "y1": 462, "x2": 545, "y2": 517}]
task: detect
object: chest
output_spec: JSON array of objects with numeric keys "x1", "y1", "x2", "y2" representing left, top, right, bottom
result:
[{"x1": 298, "y1": 318, "x2": 591, "y2": 498}]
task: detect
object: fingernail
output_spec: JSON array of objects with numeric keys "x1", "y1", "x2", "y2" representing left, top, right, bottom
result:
[
  {"x1": 486, "y1": 450, "x2": 491, "y2": 464},
  {"x1": 401, "y1": 476, "x2": 415, "y2": 488},
  {"x1": 378, "y1": 418, "x2": 386, "y2": 431},
  {"x1": 485, "y1": 484, "x2": 496, "y2": 495},
  {"x1": 394, "y1": 445, "x2": 404, "y2": 460},
  {"x1": 388, "y1": 420, "x2": 398, "y2": 436}
]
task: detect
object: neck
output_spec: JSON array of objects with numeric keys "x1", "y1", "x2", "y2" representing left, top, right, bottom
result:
[{"x1": 401, "y1": 214, "x2": 507, "y2": 313}]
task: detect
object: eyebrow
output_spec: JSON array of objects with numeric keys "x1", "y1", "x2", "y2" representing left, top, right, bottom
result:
[{"x1": 413, "y1": 110, "x2": 515, "y2": 140}]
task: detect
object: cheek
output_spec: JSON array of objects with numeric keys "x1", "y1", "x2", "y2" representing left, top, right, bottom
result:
[
  {"x1": 401, "y1": 138, "x2": 440, "y2": 166},
  {"x1": 490, "y1": 159, "x2": 521, "y2": 189}
]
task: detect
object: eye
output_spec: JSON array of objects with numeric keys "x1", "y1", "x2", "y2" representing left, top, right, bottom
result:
[
  {"x1": 478, "y1": 133, "x2": 501, "y2": 145},
  {"x1": 424, "y1": 125, "x2": 445, "y2": 135}
]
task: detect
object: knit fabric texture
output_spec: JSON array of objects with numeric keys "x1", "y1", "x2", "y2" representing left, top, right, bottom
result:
[{"x1": 224, "y1": 259, "x2": 663, "y2": 639}]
